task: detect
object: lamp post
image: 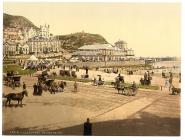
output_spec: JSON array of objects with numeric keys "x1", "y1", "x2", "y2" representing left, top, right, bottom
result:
[{"x1": 104, "y1": 49, "x2": 107, "y2": 68}]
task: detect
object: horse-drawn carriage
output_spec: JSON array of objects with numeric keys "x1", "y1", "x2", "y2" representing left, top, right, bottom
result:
[
  {"x1": 116, "y1": 83, "x2": 138, "y2": 96},
  {"x1": 111, "y1": 75, "x2": 138, "y2": 96},
  {"x1": 38, "y1": 75, "x2": 46, "y2": 83},
  {"x1": 111, "y1": 75, "x2": 124, "y2": 88},
  {"x1": 38, "y1": 71, "x2": 49, "y2": 83},
  {"x1": 60, "y1": 70, "x2": 71, "y2": 77},
  {"x1": 38, "y1": 75, "x2": 67, "y2": 94},
  {"x1": 92, "y1": 79, "x2": 104, "y2": 86},
  {"x1": 92, "y1": 75, "x2": 104, "y2": 86},
  {"x1": 45, "y1": 79, "x2": 55, "y2": 88},
  {"x1": 12, "y1": 76, "x2": 21, "y2": 87},
  {"x1": 4, "y1": 74, "x2": 21, "y2": 87},
  {"x1": 3, "y1": 90, "x2": 28, "y2": 106},
  {"x1": 47, "y1": 79, "x2": 67, "y2": 94}
]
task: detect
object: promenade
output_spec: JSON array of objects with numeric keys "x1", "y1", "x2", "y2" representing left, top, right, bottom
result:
[{"x1": 3, "y1": 75, "x2": 180, "y2": 135}]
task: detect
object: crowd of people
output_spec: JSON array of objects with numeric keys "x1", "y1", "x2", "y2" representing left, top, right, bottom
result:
[
  {"x1": 5, "y1": 58, "x2": 181, "y2": 97},
  {"x1": 140, "y1": 71, "x2": 152, "y2": 85}
]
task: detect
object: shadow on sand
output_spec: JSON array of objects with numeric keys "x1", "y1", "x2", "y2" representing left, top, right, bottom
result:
[
  {"x1": 3, "y1": 112, "x2": 180, "y2": 136},
  {"x1": 3, "y1": 104, "x2": 26, "y2": 108}
]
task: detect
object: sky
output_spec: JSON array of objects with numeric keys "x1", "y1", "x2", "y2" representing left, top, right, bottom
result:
[{"x1": 3, "y1": 2, "x2": 181, "y2": 57}]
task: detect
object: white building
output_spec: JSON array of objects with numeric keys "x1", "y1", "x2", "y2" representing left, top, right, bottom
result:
[
  {"x1": 3, "y1": 27, "x2": 23, "y2": 43},
  {"x1": 3, "y1": 43, "x2": 9, "y2": 57},
  {"x1": 22, "y1": 27, "x2": 37, "y2": 41},
  {"x1": 3, "y1": 42, "x2": 17, "y2": 57},
  {"x1": 73, "y1": 44, "x2": 128, "y2": 61},
  {"x1": 26, "y1": 24, "x2": 61, "y2": 55},
  {"x1": 114, "y1": 40, "x2": 127, "y2": 50},
  {"x1": 27, "y1": 36, "x2": 61, "y2": 55},
  {"x1": 28, "y1": 27, "x2": 37, "y2": 38},
  {"x1": 38, "y1": 24, "x2": 50, "y2": 38},
  {"x1": 21, "y1": 43, "x2": 30, "y2": 54},
  {"x1": 114, "y1": 40, "x2": 134, "y2": 56},
  {"x1": 72, "y1": 42, "x2": 135, "y2": 62}
]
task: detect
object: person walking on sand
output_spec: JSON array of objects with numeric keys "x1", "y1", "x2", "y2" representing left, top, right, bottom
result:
[
  {"x1": 144, "y1": 72, "x2": 148, "y2": 85},
  {"x1": 85, "y1": 66, "x2": 89, "y2": 75},
  {"x1": 74, "y1": 80, "x2": 78, "y2": 92},
  {"x1": 59, "y1": 81, "x2": 64, "y2": 92},
  {"x1": 130, "y1": 81, "x2": 137, "y2": 96},
  {"x1": 23, "y1": 82, "x2": 26, "y2": 91},
  {"x1": 33, "y1": 83, "x2": 37, "y2": 95},
  {"x1": 169, "y1": 77, "x2": 173, "y2": 91}
]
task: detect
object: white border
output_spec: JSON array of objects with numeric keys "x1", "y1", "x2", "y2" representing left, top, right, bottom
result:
[{"x1": 1, "y1": 0, "x2": 184, "y2": 140}]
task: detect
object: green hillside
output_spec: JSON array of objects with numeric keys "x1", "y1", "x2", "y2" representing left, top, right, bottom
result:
[
  {"x1": 3, "y1": 13, "x2": 39, "y2": 30},
  {"x1": 3, "y1": 13, "x2": 109, "y2": 52},
  {"x1": 57, "y1": 32, "x2": 108, "y2": 52}
]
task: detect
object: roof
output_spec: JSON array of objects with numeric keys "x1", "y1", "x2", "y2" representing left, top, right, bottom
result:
[
  {"x1": 73, "y1": 51, "x2": 100, "y2": 56},
  {"x1": 78, "y1": 44, "x2": 114, "y2": 50}
]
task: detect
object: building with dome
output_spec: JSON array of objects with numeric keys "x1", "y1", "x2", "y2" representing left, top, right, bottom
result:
[{"x1": 72, "y1": 41, "x2": 134, "y2": 62}]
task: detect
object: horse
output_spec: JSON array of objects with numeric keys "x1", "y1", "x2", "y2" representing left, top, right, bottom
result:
[
  {"x1": 4, "y1": 90, "x2": 28, "y2": 105},
  {"x1": 115, "y1": 82, "x2": 125, "y2": 94},
  {"x1": 116, "y1": 86, "x2": 125, "y2": 94}
]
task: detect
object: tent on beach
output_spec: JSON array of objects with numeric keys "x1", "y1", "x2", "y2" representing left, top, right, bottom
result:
[
  {"x1": 27, "y1": 55, "x2": 38, "y2": 61},
  {"x1": 23, "y1": 55, "x2": 39, "y2": 69}
]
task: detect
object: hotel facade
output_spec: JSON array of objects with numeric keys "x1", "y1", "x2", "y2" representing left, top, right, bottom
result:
[{"x1": 3, "y1": 24, "x2": 61, "y2": 57}]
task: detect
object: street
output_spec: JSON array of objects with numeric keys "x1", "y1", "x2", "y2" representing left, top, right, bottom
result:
[{"x1": 2, "y1": 76, "x2": 180, "y2": 135}]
